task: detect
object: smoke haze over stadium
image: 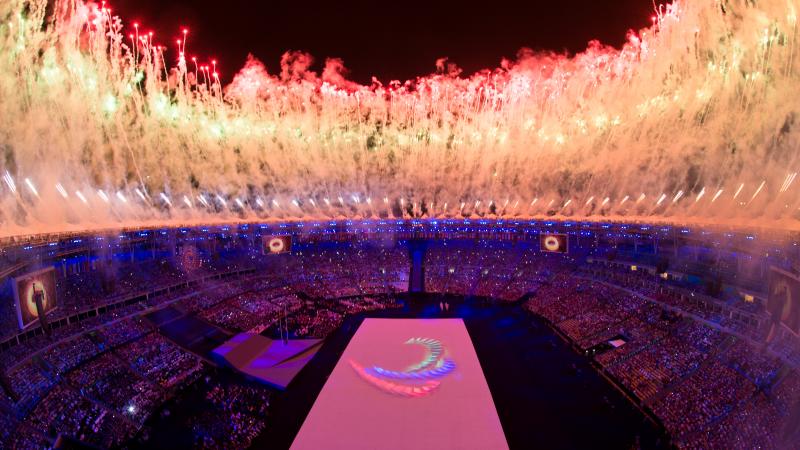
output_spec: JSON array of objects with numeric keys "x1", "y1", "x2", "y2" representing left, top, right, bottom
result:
[{"x1": 1, "y1": 0, "x2": 800, "y2": 236}]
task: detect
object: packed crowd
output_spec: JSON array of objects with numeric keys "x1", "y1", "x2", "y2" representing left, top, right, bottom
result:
[
  {"x1": 0, "y1": 241, "x2": 410, "y2": 448},
  {"x1": 168, "y1": 377, "x2": 272, "y2": 449},
  {"x1": 0, "y1": 256, "x2": 258, "y2": 370},
  {"x1": 580, "y1": 261, "x2": 765, "y2": 340},
  {"x1": 274, "y1": 296, "x2": 399, "y2": 339},
  {"x1": 525, "y1": 272, "x2": 799, "y2": 449},
  {"x1": 26, "y1": 385, "x2": 137, "y2": 448},
  {"x1": 66, "y1": 352, "x2": 163, "y2": 427},
  {"x1": 2, "y1": 235, "x2": 799, "y2": 449},
  {"x1": 3, "y1": 325, "x2": 203, "y2": 448},
  {"x1": 423, "y1": 241, "x2": 572, "y2": 300},
  {"x1": 291, "y1": 245, "x2": 409, "y2": 298},
  {"x1": 0, "y1": 271, "x2": 254, "y2": 448}
]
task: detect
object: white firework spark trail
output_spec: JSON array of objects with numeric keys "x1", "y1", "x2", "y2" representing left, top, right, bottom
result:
[{"x1": 1, "y1": 0, "x2": 800, "y2": 237}]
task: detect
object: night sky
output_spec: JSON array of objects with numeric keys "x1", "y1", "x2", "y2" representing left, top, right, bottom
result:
[{"x1": 111, "y1": 0, "x2": 656, "y2": 84}]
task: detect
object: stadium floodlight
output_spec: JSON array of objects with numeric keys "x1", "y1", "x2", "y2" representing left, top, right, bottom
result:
[
  {"x1": 24, "y1": 178, "x2": 39, "y2": 197},
  {"x1": 3, "y1": 171, "x2": 16, "y2": 193},
  {"x1": 781, "y1": 173, "x2": 797, "y2": 193},
  {"x1": 55, "y1": 183, "x2": 68, "y2": 199},
  {"x1": 733, "y1": 183, "x2": 745, "y2": 199},
  {"x1": 159, "y1": 192, "x2": 172, "y2": 206},
  {"x1": 75, "y1": 190, "x2": 88, "y2": 204},
  {"x1": 135, "y1": 188, "x2": 147, "y2": 202},
  {"x1": 749, "y1": 180, "x2": 766, "y2": 204},
  {"x1": 695, "y1": 187, "x2": 706, "y2": 202}
]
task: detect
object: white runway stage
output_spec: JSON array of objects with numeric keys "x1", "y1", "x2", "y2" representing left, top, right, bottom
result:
[{"x1": 291, "y1": 318, "x2": 508, "y2": 450}]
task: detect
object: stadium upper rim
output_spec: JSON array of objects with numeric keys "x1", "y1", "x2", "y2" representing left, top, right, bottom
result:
[{"x1": 2, "y1": 215, "x2": 798, "y2": 248}]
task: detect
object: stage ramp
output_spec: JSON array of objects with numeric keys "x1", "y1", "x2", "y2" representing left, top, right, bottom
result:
[
  {"x1": 212, "y1": 333, "x2": 322, "y2": 390},
  {"x1": 291, "y1": 318, "x2": 508, "y2": 450}
]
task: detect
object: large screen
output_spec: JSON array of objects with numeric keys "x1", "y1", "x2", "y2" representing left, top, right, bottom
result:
[
  {"x1": 13, "y1": 267, "x2": 58, "y2": 329},
  {"x1": 768, "y1": 267, "x2": 800, "y2": 335},
  {"x1": 262, "y1": 235, "x2": 292, "y2": 255},
  {"x1": 540, "y1": 233, "x2": 568, "y2": 253}
]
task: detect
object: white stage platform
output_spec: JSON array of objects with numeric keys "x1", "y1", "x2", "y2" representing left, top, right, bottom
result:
[{"x1": 291, "y1": 318, "x2": 508, "y2": 450}]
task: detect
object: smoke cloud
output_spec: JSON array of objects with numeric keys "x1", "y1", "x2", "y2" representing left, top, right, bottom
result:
[{"x1": 1, "y1": 0, "x2": 800, "y2": 237}]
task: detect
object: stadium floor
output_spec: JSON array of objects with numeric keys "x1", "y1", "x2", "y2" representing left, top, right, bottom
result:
[
  {"x1": 131, "y1": 295, "x2": 668, "y2": 449},
  {"x1": 249, "y1": 295, "x2": 669, "y2": 450}
]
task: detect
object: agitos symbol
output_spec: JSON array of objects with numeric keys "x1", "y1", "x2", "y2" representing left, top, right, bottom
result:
[
  {"x1": 349, "y1": 337, "x2": 456, "y2": 398},
  {"x1": 269, "y1": 237, "x2": 286, "y2": 252},
  {"x1": 540, "y1": 233, "x2": 568, "y2": 253},
  {"x1": 262, "y1": 235, "x2": 292, "y2": 254}
]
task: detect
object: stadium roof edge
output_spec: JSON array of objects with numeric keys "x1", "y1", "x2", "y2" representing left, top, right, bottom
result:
[{"x1": 1, "y1": 216, "x2": 799, "y2": 247}]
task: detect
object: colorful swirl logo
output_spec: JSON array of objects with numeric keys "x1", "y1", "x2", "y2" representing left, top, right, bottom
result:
[{"x1": 349, "y1": 337, "x2": 455, "y2": 398}]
